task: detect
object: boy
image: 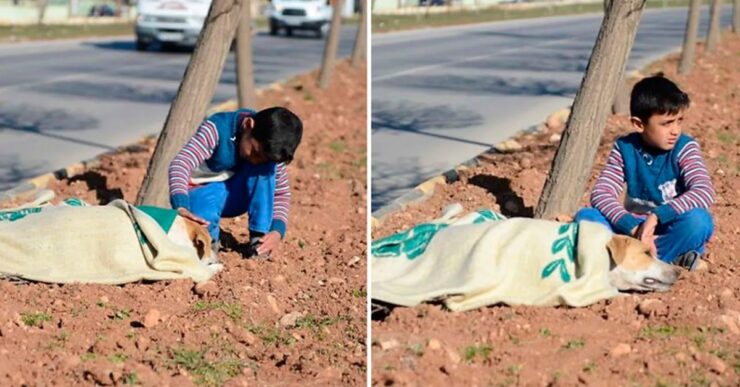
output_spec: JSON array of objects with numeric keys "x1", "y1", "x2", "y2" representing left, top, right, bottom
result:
[
  {"x1": 168, "y1": 107, "x2": 303, "y2": 257},
  {"x1": 575, "y1": 75, "x2": 714, "y2": 271}
]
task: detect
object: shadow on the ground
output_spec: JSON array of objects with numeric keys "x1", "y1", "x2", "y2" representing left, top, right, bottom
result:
[
  {"x1": 67, "y1": 171, "x2": 124, "y2": 204},
  {"x1": 468, "y1": 174, "x2": 533, "y2": 217}
]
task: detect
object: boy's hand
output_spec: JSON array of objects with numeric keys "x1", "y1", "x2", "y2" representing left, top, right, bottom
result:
[
  {"x1": 634, "y1": 214, "x2": 659, "y2": 257},
  {"x1": 177, "y1": 207, "x2": 209, "y2": 226},
  {"x1": 257, "y1": 231, "x2": 281, "y2": 255}
]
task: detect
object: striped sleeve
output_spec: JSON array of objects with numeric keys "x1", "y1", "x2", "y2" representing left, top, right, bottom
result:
[
  {"x1": 652, "y1": 141, "x2": 715, "y2": 223},
  {"x1": 167, "y1": 120, "x2": 219, "y2": 209},
  {"x1": 270, "y1": 163, "x2": 291, "y2": 238},
  {"x1": 590, "y1": 143, "x2": 641, "y2": 234}
]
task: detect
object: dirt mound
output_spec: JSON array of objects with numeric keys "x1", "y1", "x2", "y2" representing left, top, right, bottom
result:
[
  {"x1": 0, "y1": 61, "x2": 367, "y2": 386},
  {"x1": 372, "y1": 36, "x2": 740, "y2": 386}
]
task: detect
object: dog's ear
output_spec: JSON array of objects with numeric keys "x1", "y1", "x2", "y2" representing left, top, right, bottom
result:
[
  {"x1": 186, "y1": 223, "x2": 212, "y2": 260},
  {"x1": 606, "y1": 235, "x2": 632, "y2": 266}
]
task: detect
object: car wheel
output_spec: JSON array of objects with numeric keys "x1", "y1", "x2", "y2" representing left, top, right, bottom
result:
[
  {"x1": 318, "y1": 23, "x2": 329, "y2": 38},
  {"x1": 286, "y1": 27, "x2": 293, "y2": 37},
  {"x1": 135, "y1": 39, "x2": 148, "y2": 51},
  {"x1": 269, "y1": 20, "x2": 278, "y2": 36}
]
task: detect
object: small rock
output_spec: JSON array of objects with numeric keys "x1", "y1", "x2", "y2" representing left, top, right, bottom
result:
[
  {"x1": 266, "y1": 294, "x2": 280, "y2": 314},
  {"x1": 609, "y1": 343, "x2": 631, "y2": 357},
  {"x1": 549, "y1": 133, "x2": 562, "y2": 143},
  {"x1": 379, "y1": 339, "x2": 400, "y2": 350},
  {"x1": 194, "y1": 281, "x2": 218, "y2": 297},
  {"x1": 143, "y1": 309, "x2": 160, "y2": 328},
  {"x1": 328, "y1": 277, "x2": 345, "y2": 285},
  {"x1": 445, "y1": 346, "x2": 461, "y2": 364},
  {"x1": 694, "y1": 352, "x2": 727, "y2": 374},
  {"x1": 494, "y1": 139, "x2": 523, "y2": 153},
  {"x1": 520, "y1": 158, "x2": 532, "y2": 169},
  {"x1": 675, "y1": 352, "x2": 689, "y2": 363},
  {"x1": 271, "y1": 275, "x2": 286, "y2": 285},
  {"x1": 279, "y1": 312, "x2": 304, "y2": 328},
  {"x1": 719, "y1": 288, "x2": 733, "y2": 300},
  {"x1": 98, "y1": 296, "x2": 109, "y2": 305},
  {"x1": 232, "y1": 328, "x2": 257, "y2": 345},
  {"x1": 84, "y1": 361, "x2": 113, "y2": 385},
  {"x1": 427, "y1": 339, "x2": 442, "y2": 350},
  {"x1": 347, "y1": 256, "x2": 361, "y2": 267},
  {"x1": 62, "y1": 355, "x2": 81, "y2": 371},
  {"x1": 637, "y1": 299, "x2": 666, "y2": 318},
  {"x1": 719, "y1": 310, "x2": 740, "y2": 335}
]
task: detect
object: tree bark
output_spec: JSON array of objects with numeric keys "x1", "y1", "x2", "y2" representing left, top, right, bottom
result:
[
  {"x1": 706, "y1": 0, "x2": 722, "y2": 53},
  {"x1": 678, "y1": 0, "x2": 701, "y2": 74},
  {"x1": 318, "y1": 0, "x2": 345, "y2": 89},
  {"x1": 236, "y1": 0, "x2": 257, "y2": 108},
  {"x1": 733, "y1": 0, "x2": 739, "y2": 33},
  {"x1": 136, "y1": 0, "x2": 244, "y2": 207},
  {"x1": 535, "y1": 0, "x2": 647, "y2": 220},
  {"x1": 37, "y1": 0, "x2": 48, "y2": 25},
  {"x1": 352, "y1": 0, "x2": 367, "y2": 66}
]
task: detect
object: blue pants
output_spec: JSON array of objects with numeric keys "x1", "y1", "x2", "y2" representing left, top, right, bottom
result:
[
  {"x1": 574, "y1": 208, "x2": 713, "y2": 264},
  {"x1": 188, "y1": 161, "x2": 275, "y2": 241}
]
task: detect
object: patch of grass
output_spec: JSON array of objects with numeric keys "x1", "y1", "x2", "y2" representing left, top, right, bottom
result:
[
  {"x1": 20, "y1": 311, "x2": 52, "y2": 327},
  {"x1": 372, "y1": 0, "x2": 690, "y2": 33},
  {"x1": 462, "y1": 344, "x2": 492, "y2": 363},
  {"x1": 539, "y1": 328, "x2": 551, "y2": 337},
  {"x1": 122, "y1": 372, "x2": 140, "y2": 385},
  {"x1": 717, "y1": 132, "x2": 737, "y2": 144},
  {"x1": 303, "y1": 91, "x2": 314, "y2": 101},
  {"x1": 690, "y1": 372, "x2": 711, "y2": 387},
  {"x1": 109, "y1": 308, "x2": 132, "y2": 321},
  {"x1": 171, "y1": 347, "x2": 242, "y2": 386},
  {"x1": 297, "y1": 239, "x2": 306, "y2": 249},
  {"x1": 351, "y1": 288, "x2": 367, "y2": 298},
  {"x1": 329, "y1": 140, "x2": 346, "y2": 153},
  {"x1": 44, "y1": 331, "x2": 70, "y2": 350},
  {"x1": 583, "y1": 361, "x2": 596, "y2": 373},
  {"x1": 245, "y1": 324, "x2": 295, "y2": 347},
  {"x1": 563, "y1": 339, "x2": 585, "y2": 350},
  {"x1": 640, "y1": 325, "x2": 681, "y2": 339},
  {"x1": 80, "y1": 352, "x2": 97, "y2": 362},
  {"x1": 507, "y1": 364, "x2": 523, "y2": 375},
  {"x1": 0, "y1": 23, "x2": 134, "y2": 42},
  {"x1": 193, "y1": 301, "x2": 243, "y2": 323},
  {"x1": 407, "y1": 343, "x2": 424, "y2": 357},
  {"x1": 108, "y1": 353, "x2": 128, "y2": 363}
]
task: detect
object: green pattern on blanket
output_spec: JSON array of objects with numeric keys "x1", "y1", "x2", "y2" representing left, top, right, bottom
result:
[
  {"x1": 372, "y1": 209, "x2": 506, "y2": 260},
  {"x1": 0, "y1": 207, "x2": 43, "y2": 222},
  {"x1": 541, "y1": 223, "x2": 578, "y2": 283}
]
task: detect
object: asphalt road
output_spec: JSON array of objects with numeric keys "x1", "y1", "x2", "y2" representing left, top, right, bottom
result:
[
  {"x1": 0, "y1": 26, "x2": 357, "y2": 191},
  {"x1": 372, "y1": 6, "x2": 733, "y2": 210}
]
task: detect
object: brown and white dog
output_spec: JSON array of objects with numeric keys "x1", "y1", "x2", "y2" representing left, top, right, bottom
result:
[
  {"x1": 165, "y1": 214, "x2": 220, "y2": 268},
  {"x1": 606, "y1": 235, "x2": 681, "y2": 292}
]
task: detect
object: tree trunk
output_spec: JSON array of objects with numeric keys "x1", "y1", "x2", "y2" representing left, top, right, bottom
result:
[
  {"x1": 678, "y1": 0, "x2": 701, "y2": 74},
  {"x1": 611, "y1": 75, "x2": 630, "y2": 115},
  {"x1": 706, "y1": 0, "x2": 722, "y2": 53},
  {"x1": 236, "y1": 0, "x2": 257, "y2": 108},
  {"x1": 37, "y1": 0, "x2": 48, "y2": 25},
  {"x1": 352, "y1": 0, "x2": 367, "y2": 66},
  {"x1": 733, "y1": 0, "x2": 739, "y2": 33},
  {"x1": 136, "y1": 0, "x2": 244, "y2": 207},
  {"x1": 318, "y1": 0, "x2": 345, "y2": 89},
  {"x1": 115, "y1": 0, "x2": 122, "y2": 16},
  {"x1": 535, "y1": 0, "x2": 647, "y2": 220}
]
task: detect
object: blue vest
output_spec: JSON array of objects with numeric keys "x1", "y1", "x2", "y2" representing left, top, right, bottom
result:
[
  {"x1": 618, "y1": 132, "x2": 691, "y2": 210},
  {"x1": 205, "y1": 108, "x2": 278, "y2": 173}
]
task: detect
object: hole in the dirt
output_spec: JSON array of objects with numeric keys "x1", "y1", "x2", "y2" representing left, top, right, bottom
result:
[
  {"x1": 66, "y1": 171, "x2": 124, "y2": 204},
  {"x1": 467, "y1": 174, "x2": 533, "y2": 217},
  {"x1": 130, "y1": 321, "x2": 145, "y2": 328}
]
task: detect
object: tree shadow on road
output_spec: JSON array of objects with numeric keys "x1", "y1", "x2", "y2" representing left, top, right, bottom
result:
[
  {"x1": 0, "y1": 155, "x2": 48, "y2": 192},
  {"x1": 396, "y1": 73, "x2": 579, "y2": 98}
]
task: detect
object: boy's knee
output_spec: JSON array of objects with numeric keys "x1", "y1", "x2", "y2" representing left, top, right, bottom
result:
[
  {"x1": 574, "y1": 208, "x2": 602, "y2": 223},
  {"x1": 679, "y1": 208, "x2": 714, "y2": 237}
]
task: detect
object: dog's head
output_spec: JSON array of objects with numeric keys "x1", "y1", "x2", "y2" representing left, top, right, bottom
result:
[
  {"x1": 168, "y1": 216, "x2": 218, "y2": 265},
  {"x1": 606, "y1": 235, "x2": 681, "y2": 292}
]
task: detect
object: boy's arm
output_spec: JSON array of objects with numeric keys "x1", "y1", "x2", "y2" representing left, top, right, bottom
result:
[
  {"x1": 269, "y1": 163, "x2": 291, "y2": 238},
  {"x1": 168, "y1": 120, "x2": 219, "y2": 210},
  {"x1": 590, "y1": 143, "x2": 641, "y2": 234},
  {"x1": 652, "y1": 141, "x2": 715, "y2": 223}
]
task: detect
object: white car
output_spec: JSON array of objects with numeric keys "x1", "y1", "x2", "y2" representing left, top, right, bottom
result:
[
  {"x1": 265, "y1": 0, "x2": 332, "y2": 38},
  {"x1": 136, "y1": 0, "x2": 211, "y2": 50}
]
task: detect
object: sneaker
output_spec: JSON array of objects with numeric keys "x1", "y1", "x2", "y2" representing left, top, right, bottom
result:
[{"x1": 674, "y1": 251, "x2": 701, "y2": 271}]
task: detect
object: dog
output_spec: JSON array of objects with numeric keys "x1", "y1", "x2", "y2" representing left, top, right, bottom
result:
[
  {"x1": 164, "y1": 212, "x2": 220, "y2": 267},
  {"x1": 371, "y1": 206, "x2": 683, "y2": 314},
  {"x1": 606, "y1": 234, "x2": 680, "y2": 292}
]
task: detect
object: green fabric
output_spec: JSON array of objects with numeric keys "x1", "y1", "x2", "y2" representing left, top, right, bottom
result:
[{"x1": 135, "y1": 206, "x2": 178, "y2": 233}]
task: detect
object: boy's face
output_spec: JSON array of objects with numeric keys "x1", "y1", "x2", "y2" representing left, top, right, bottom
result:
[
  {"x1": 631, "y1": 110, "x2": 685, "y2": 151},
  {"x1": 238, "y1": 117, "x2": 269, "y2": 164}
]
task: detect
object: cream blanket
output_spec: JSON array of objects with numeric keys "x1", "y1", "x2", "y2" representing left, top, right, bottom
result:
[
  {"x1": 0, "y1": 199, "x2": 217, "y2": 284},
  {"x1": 371, "y1": 207, "x2": 619, "y2": 311}
]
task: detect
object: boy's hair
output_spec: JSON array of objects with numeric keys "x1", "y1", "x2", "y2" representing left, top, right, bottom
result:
[
  {"x1": 252, "y1": 107, "x2": 303, "y2": 164},
  {"x1": 630, "y1": 73, "x2": 690, "y2": 123}
]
